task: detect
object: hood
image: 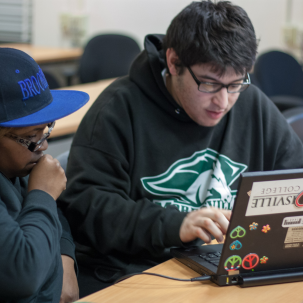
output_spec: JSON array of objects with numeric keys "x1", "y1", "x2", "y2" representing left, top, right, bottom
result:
[{"x1": 129, "y1": 34, "x2": 192, "y2": 122}]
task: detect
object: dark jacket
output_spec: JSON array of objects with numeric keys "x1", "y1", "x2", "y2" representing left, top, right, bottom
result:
[
  {"x1": 59, "y1": 34, "x2": 303, "y2": 283},
  {"x1": 0, "y1": 173, "x2": 63, "y2": 302}
]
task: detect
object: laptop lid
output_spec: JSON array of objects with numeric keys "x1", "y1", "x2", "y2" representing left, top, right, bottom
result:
[{"x1": 217, "y1": 168, "x2": 303, "y2": 276}]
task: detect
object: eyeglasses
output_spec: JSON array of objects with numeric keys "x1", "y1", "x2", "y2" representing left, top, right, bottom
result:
[
  {"x1": 5, "y1": 121, "x2": 55, "y2": 152},
  {"x1": 187, "y1": 66, "x2": 250, "y2": 93}
]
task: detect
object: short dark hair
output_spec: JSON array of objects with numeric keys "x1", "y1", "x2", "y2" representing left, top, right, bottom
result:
[{"x1": 162, "y1": 1, "x2": 258, "y2": 75}]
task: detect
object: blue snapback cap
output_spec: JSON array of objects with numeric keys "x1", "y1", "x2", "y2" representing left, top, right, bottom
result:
[{"x1": 0, "y1": 48, "x2": 89, "y2": 127}]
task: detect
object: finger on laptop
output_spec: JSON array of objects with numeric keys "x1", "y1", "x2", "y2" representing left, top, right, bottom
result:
[
  {"x1": 180, "y1": 215, "x2": 224, "y2": 243},
  {"x1": 179, "y1": 207, "x2": 231, "y2": 243},
  {"x1": 194, "y1": 226, "x2": 212, "y2": 243},
  {"x1": 221, "y1": 209, "x2": 232, "y2": 221},
  {"x1": 199, "y1": 207, "x2": 231, "y2": 234}
]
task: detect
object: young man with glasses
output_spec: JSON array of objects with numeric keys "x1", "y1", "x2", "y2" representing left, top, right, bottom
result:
[
  {"x1": 0, "y1": 48, "x2": 89, "y2": 302},
  {"x1": 59, "y1": 1, "x2": 303, "y2": 296}
]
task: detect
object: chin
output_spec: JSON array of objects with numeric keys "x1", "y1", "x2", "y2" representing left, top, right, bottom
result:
[
  {"x1": 197, "y1": 119, "x2": 221, "y2": 127},
  {"x1": 190, "y1": 112, "x2": 223, "y2": 127}
]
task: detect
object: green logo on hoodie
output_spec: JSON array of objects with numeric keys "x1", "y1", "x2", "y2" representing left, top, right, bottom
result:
[{"x1": 141, "y1": 148, "x2": 247, "y2": 212}]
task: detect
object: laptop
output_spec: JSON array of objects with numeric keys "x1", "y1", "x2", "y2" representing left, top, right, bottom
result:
[{"x1": 171, "y1": 168, "x2": 303, "y2": 287}]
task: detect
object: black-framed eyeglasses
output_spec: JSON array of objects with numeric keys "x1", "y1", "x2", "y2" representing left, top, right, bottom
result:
[
  {"x1": 187, "y1": 66, "x2": 250, "y2": 93},
  {"x1": 5, "y1": 121, "x2": 56, "y2": 152}
]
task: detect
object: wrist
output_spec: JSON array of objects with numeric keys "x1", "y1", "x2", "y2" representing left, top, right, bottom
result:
[{"x1": 61, "y1": 255, "x2": 75, "y2": 272}]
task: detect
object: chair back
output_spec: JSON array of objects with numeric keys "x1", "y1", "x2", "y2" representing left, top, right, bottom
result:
[
  {"x1": 43, "y1": 70, "x2": 61, "y2": 89},
  {"x1": 56, "y1": 150, "x2": 70, "y2": 173},
  {"x1": 79, "y1": 34, "x2": 141, "y2": 83},
  {"x1": 282, "y1": 107, "x2": 303, "y2": 142},
  {"x1": 253, "y1": 50, "x2": 303, "y2": 98}
]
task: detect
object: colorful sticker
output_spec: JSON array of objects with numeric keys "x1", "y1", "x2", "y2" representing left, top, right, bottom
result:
[
  {"x1": 295, "y1": 191, "x2": 303, "y2": 207},
  {"x1": 284, "y1": 226, "x2": 303, "y2": 249},
  {"x1": 224, "y1": 255, "x2": 242, "y2": 271},
  {"x1": 229, "y1": 240, "x2": 242, "y2": 250},
  {"x1": 260, "y1": 256, "x2": 268, "y2": 264},
  {"x1": 262, "y1": 224, "x2": 271, "y2": 233},
  {"x1": 249, "y1": 222, "x2": 258, "y2": 230},
  {"x1": 242, "y1": 253, "x2": 259, "y2": 270},
  {"x1": 230, "y1": 226, "x2": 246, "y2": 239}
]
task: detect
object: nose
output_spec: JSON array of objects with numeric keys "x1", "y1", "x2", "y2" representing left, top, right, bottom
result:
[
  {"x1": 38, "y1": 139, "x2": 48, "y2": 152},
  {"x1": 211, "y1": 87, "x2": 228, "y2": 110}
]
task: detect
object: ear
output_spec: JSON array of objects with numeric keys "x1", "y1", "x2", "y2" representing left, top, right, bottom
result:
[{"x1": 166, "y1": 48, "x2": 180, "y2": 76}]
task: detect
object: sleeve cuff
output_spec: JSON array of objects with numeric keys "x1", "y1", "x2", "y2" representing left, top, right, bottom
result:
[
  {"x1": 24, "y1": 189, "x2": 57, "y2": 213},
  {"x1": 164, "y1": 206, "x2": 188, "y2": 247}
]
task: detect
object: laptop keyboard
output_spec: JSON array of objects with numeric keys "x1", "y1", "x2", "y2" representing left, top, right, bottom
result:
[{"x1": 199, "y1": 252, "x2": 221, "y2": 267}]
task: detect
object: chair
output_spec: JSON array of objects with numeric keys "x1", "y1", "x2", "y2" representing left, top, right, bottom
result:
[
  {"x1": 43, "y1": 70, "x2": 61, "y2": 89},
  {"x1": 253, "y1": 50, "x2": 303, "y2": 111},
  {"x1": 249, "y1": 73, "x2": 261, "y2": 88},
  {"x1": 282, "y1": 106, "x2": 303, "y2": 142},
  {"x1": 79, "y1": 34, "x2": 141, "y2": 83},
  {"x1": 56, "y1": 150, "x2": 70, "y2": 172}
]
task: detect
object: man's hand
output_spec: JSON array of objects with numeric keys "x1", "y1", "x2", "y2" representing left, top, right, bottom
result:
[
  {"x1": 60, "y1": 255, "x2": 79, "y2": 303},
  {"x1": 28, "y1": 154, "x2": 67, "y2": 201},
  {"x1": 179, "y1": 207, "x2": 231, "y2": 243}
]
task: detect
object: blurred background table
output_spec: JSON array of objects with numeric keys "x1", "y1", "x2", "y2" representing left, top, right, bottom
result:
[
  {"x1": 45, "y1": 78, "x2": 115, "y2": 158},
  {"x1": 51, "y1": 78, "x2": 115, "y2": 138},
  {"x1": 0, "y1": 43, "x2": 82, "y2": 64}
]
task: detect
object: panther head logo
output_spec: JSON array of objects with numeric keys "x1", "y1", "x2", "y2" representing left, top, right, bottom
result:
[{"x1": 141, "y1": 149, "x2": 247, "y2": 211}]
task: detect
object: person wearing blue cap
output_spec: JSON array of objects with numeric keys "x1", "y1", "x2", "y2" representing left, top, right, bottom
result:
[{"x1": 0, "y1": 48, "x2": 89, "y2": 302}]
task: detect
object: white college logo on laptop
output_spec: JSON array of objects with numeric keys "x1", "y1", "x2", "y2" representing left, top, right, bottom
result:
[
  {"x1": 141, "y1": 148, "x2": 247, "y2": 212},
  {"x1": 246, "y1": 178, "x2": 303, "y2": 216}
]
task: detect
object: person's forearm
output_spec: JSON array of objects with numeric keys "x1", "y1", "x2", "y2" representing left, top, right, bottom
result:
[
  {"x1": 60, "y1": 255, "x2": 79, "y2": 303},
  {"x1": 0, "y1": 191, "x2": 61, "y2": 298}
]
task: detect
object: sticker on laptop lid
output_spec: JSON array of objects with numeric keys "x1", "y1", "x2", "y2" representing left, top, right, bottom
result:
[
  {"x1": 282, "y1": 215, "x2": 303, "y2": 227},
  {"x1": 260, "y1": 256, "x2": 268, "y2": 264},
  {"x1": 249, "y1": 222, "x2": 258, "y2": 230},
  {"x1": 245, "y1": 178, "x2": 303, "y2": 216},
  {"x1": 261, "y1": 224, "x2": 271, "y2": 233},
  {"x1": 229, "y1": 240, "x2": 242, "y2": 250},
  {"x1": 230, "y1": 226, "x2": 246, "y2": 239},
  {"x1": 224, "y1": 255, "x2": 242, "y2": 271},
  {"x1": 284, "y1": 226, "x2": 303, "y2": 249},
  {"x1": 242, "y1": 253, "x2": 259, "y2": 270},
  {"x1": 295, "y1": 191, "x2": 303, "y2": 207}
]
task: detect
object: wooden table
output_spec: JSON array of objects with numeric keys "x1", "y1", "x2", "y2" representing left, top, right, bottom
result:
[
  {"x1": 77, "y1": 258, "x2": 303, "y2": 303},
  {"x1": 0, "y1": 43, "x2": 82, "y2": 64},
  {"x1": 50, "y1": 79, "x2": 115, "y2": 138}
]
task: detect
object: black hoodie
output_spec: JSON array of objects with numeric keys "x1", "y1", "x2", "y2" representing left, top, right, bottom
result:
[{"x1": 59, "y1": 34, "x2": 303, "y2": 282}]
